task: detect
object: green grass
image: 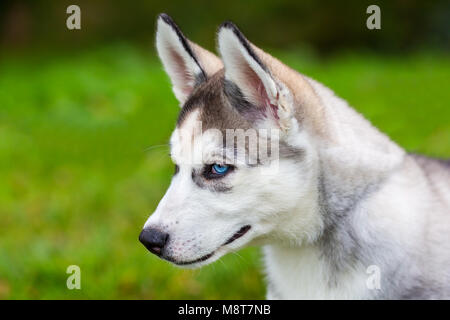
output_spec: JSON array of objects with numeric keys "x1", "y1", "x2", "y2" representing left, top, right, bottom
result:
[{"x1": 0, "y1": 44, "x2": 449, "y2": 299}]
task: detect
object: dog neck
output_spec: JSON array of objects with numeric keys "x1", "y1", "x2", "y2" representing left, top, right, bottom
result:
[{"x1": 262, "y1": 77, "x2": 407, "y2": 298}]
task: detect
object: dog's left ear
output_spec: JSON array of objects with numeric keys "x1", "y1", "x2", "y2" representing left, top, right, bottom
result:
[
  {"x1": 218, "y1": 22, "x2": 294, "y2": 131},
  {"x1": 156, "y1": 14, "x2": 223, "y2": 105}
]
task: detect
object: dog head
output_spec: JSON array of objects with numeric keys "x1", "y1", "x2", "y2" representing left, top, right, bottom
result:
[{"x1": 139, "y1": 14, "x2": 323, "y2": 268}]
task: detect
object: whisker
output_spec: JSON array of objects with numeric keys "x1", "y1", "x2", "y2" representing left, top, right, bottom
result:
[
  {"x1": 231, "y1": 252, "x2": 246, "y2": 269},
  {"x1": 218, "y1": 257, "x2": 228, "y2": 270},
  {"x1": 143, "y1": 144, "x2": 170, "y2": 152},
  {"x1": 232, "y1": 251, "x2": 245, "y2": 262}
]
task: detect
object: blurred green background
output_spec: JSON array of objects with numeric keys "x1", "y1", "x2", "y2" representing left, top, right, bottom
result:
[{"x1": 0, "y1": 0, "x2": 449, "y2": 299}]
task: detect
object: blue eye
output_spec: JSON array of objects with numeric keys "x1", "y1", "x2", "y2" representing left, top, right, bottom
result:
[
  {"x1": 211, "y1": 164, "x2": 230, "y2": 175},
  {"x1": 203, "y1": 163, "x2": 234, "y2": 180}
]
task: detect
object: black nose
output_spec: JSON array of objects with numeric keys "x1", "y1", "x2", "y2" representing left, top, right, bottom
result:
[{"x1": 139, "y1": 228, "x2": 169, "y2": 256}]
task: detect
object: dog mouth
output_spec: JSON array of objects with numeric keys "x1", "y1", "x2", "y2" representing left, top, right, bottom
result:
[
  {"x1": 167, "y1": 225, "x2": 251, "y2": 266},
  {"x1": 223, "y1": 225, "x2": 252, "y2": 245}
]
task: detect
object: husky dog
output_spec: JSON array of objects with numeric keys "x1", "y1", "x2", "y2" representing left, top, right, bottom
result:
[{"x1": 139, "y1": 14, "x2": 450, "y2": 299}]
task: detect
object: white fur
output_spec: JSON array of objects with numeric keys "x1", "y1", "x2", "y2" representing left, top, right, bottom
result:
[
  {"x1": 145, "y1": 17, "x2": 450, "y2": 299},
  {"x1": 264, "y1": 245, "x2": 369, "y2": 299},
  {"x1": 156, "y1": 19, "x2": 203, "y2": 103}
]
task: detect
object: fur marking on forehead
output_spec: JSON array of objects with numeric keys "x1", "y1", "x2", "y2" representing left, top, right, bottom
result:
[{"x1": 176, "y1": 71, "x2": 251, "y2": 133}]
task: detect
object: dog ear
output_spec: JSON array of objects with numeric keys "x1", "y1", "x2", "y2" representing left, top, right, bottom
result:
[
  {"x1": 217, "y1": 22, "x2": 294, "y2": 131},
  {"x1": 156, "y1": 14, "x2": 223, "y2": 105}
]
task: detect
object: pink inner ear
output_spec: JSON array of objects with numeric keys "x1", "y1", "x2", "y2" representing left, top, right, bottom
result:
[
  {"x1": 244, "y1": 65, "x2": 279, "y2": 121},
  {"x1": 168, "y1": 46, "x2": 195, "y2": 97}
]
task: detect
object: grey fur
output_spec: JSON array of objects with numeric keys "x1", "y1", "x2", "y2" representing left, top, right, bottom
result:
[
  {"x1": 318, "y1": 172, "x2": 381, "y2": 281},
  {"x1": 411, "y1": 153, "x2": 450, "y2": 208},
  {"x1": 316, "y1": 153, "x2": 450, "y2": 299},
  {"x1": 173, "y1": 68, "x2": 450, "y2": 300},
  {"x1": 223, "y1": 79, "x2": 264, "y2": 123},
  {"x1": 155, "y1": 17, "x2": 450, "y2": 298},
  {"x1": 191, "y1": 168, "x2": 232, "y2": 193}
]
